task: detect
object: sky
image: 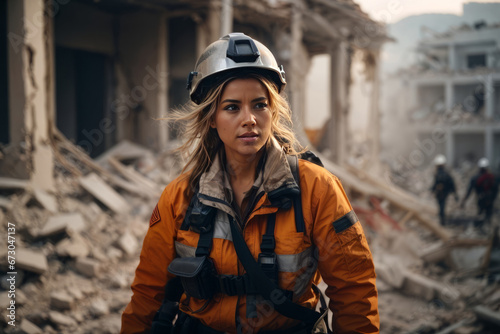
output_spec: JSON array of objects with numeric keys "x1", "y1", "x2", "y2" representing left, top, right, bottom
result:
[{"x1": 354, "y1": 0, "x2": 500, "y2": 24}]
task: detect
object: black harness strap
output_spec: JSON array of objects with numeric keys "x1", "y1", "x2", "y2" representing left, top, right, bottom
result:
[
  {"x1": 260, "y1": 213, "x2": 276, "y2": 253},
  {"x1": 228, "y1": 214, "x2": 322, "y2": 325},
  {"x1": 287, "y1": 155, "x2": 305, "y2": 233},
  {"x1": 195, "y1": 225, "x2": 214, "y2": 257},
  {"x1": 259, "y1": 212, "x2": 278, "y2": 284}
]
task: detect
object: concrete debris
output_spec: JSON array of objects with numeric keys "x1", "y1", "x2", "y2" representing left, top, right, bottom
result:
[
  {"x1": 19, "y1": 319, "x2": 43, "y2": 334},
  {"x1": 56, "y1": 233, "x2": 90, "y2": 258},
  {"x1": 48, "y1": 311, "x2": 77, "y2": 328},
  {"x1": 89, "y1": 298, "x2": 110, "y2": 317},
  {"x1": 0, "y1": 138, "x2": 498, "y2": 333},
  {"x1": 0, "y1": 292, "x2": 10, "y2": 309},
  {"x1": 38, "y1": 212, "x2": 86, "y2": 237},
  {"x1": 16, "y1": 249, "x2": 49, "y2": 274},
  {"x1": 473, "y1": 305, "x2": 500, "y2": 327},
  {"x1": 0, "y1": 177, "x2": 29, "y2": 190},
  {"x1": 79, "y1": 173, "x2": 130, "y2": 214},
  {"x1": 449, "y1": 246, "x2": 489, "y2": 272},
  {"x1": 50, "y1": 291, "x2": 74, "y2": 310},
  {"x1": 116, "y1": 231, "x2": 139, "y2": 257},
  {"x1": 74, "y1": 257, "x2": 101, "y2": 278},
  {"x1": 32, "y1": 188, "x2": 58, "y2": 213}
]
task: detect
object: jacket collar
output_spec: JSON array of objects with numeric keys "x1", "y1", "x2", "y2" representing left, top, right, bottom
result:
[{"x1": 198, "y1": 137, "x2": 299, "y2": 211}]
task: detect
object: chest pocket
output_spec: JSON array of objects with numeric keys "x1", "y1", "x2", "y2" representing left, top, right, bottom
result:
[{"x1": 333, "y1": 210, "x2": 371, "y2": 276}]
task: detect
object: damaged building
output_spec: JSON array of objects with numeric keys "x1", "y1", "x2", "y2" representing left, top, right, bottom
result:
[
  {"x1": 2, "y1": 1, "x2": 500, "y2": 333},
  {"x1": 0, "y1": 0, "x2": 386, "y2": 190},
  {"x1": 401, "y1": 21, "x2": 500, "y2": 170}
]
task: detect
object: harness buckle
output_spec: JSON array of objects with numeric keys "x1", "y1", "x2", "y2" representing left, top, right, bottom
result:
[
  {"x1": 260, "y1": 235, "x2": 276, "y2": 253},
  {"x1": 258, "y1": 253, "x2": 279, "y2": 283}
]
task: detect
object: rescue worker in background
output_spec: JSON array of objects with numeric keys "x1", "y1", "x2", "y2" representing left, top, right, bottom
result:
[
  {"x1": 461, "y1": 158, "x2": 498, "y2": 226},
  {"x1": 121, "y1": 33, "x2": 379, "y2": 334},
  {"x1": 430, "y1": 154, "x2": 458, "y2": 226}
]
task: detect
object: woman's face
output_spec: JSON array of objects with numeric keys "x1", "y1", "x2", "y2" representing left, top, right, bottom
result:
[{"x1": 211, "y1": 78, "x2": 272, "y2": 163}]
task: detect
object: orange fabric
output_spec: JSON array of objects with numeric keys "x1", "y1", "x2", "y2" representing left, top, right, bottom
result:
[{"x1": 121, "y1": 160, "x2": 379, "y2": 333}]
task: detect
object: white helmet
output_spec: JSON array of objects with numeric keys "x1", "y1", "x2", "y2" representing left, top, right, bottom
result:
[
  {"x1": 434, "y1": 154, "x2": 446, "y2": 166},
  {"x1": 187, "y1": 33, "x2": 286, "y2": 104},
  {"x1": 478, "y1": 158, "x2": 489, "y2": 168}
]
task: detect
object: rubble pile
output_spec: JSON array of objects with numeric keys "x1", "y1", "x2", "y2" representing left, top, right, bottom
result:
[
  {"x1": 0, "y1": 139, "x2": 183, "y2": 333},
  {"x1": 0, "y1": 137, "x2": 499, "y2": 334}
]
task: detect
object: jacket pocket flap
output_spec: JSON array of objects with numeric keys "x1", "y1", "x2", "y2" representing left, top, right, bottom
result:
[{"x1": 168, "y1": 256, "x2": 207, "y2": 278}]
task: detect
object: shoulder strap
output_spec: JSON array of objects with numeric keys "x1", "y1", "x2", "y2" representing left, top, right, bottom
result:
[
  {"x1": 228, "y1": 214, "x2": 322, "y2": 324},
  {"x1": 287, "y1": 155, "x2": 305, "y2": 233}
]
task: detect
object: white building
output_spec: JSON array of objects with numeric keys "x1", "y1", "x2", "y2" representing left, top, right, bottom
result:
[{"x1": 396, "y1": 22, "x2": 500, "y2": 171}]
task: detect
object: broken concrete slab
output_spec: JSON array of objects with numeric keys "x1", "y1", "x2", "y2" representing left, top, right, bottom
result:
[
  {"x1": 402, "y1": 271, "x2": 461, "y2": 303},
  {"x1": 79, "y1": 173, "x2": 130, "y2": 214},
  {"x1": 0, "y1": 177, "x2": 29, "y2": 189},
  {"x1": 374, "y1": 256, "x2": 406, "y2": 289},
  {"x1": 449, "y1": 245, "x2": 489, "y2": 272},
  {"x1": 74, "y1": 257, "x2": 101, "y2": 278},
  {"x1": 402, "y1": 272, "x2": 440, "y2": 301},
  {"x1": 89, "y1": 298, "x2": 110, "y2": 317},
  {"x1": 473, "y1": 305, "x2": 500, "y2": 327},
  {"x1": 19, "y1": 319, "x2": 43, "y2": 334},
  {"x1": 48, "y1": 311, "x2": 77, "y2": 327},
  {"x1": 16, "y1": 248, "x2": 48, "y2": 274},
  {"x1": 95, "y1": 140, "x2": 153, "y2": 165},
  {"x1": 56, "y1": 234, "x2": 90, "y2": 258},
  {"x1": 38, "y1": 213, "x2": 86, "y2": 237},
  {"x1": 420, "y1": 241, "x2": 449, "y2": 264},
  {"x1": 0, "y1": 292, "x2": 9, "y2": 309},
  {"x1": 32, "y1": 188, "x2": 58, "y2": 213},
  {"x1": 0, "y1": 196, "x2": 12, "y2": 210},
  {"x1": 116, "y1": 231, "x2": 138, "y2": 256},
  {"x1": 50, "y1": 291, "x2": 74, "y2": 310},
  {"x1": 80, "y1": 201, "x2": 103, "y2": 223}
]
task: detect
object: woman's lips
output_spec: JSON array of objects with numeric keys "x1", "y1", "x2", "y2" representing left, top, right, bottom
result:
[{"x1": 238, "y1": 133, "x2": 259, "y2": 142}]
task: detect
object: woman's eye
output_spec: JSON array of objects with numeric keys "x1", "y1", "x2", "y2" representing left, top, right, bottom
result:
[
  {"x1": 224, "y1": 104, "x2": 239, "y2": 111},
  {"x1": 255, "y1": 102, "x2": 268, "y2": 109}
]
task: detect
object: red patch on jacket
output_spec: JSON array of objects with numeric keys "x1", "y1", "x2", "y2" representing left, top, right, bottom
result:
[{"x1": 149, "y1": 204, "x2": 161, "y2": 227}]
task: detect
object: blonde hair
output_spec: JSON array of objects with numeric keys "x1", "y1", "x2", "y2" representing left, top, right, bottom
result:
[{"x1": 170, "y1": 73, "x2": 303, "y2": 194}]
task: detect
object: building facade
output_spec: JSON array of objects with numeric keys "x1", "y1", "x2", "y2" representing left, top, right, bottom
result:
[
  {"x1": 1, "y1": 0, "x2": 385, "y2": 189},
  {"x1": 404, "y1": 22, "x2": 500, "y2": 170}
]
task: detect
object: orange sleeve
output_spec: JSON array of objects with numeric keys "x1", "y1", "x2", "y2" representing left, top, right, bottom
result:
[
  {"x1": 311, "y1": 174, "x2": 379, "y2": 334},
  {"x1": 120, "y1": 183, "x2": 184, "y2": 334}
]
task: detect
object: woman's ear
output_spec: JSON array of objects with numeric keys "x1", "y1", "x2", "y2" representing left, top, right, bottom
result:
[{"x1": 210, "y1": 120, "x2": 216, "y2": 128}]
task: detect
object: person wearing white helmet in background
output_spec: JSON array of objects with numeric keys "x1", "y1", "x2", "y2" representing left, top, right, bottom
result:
[
  {"x1": 430, "y1": 154, "x2": 458, "y2": 226},
  {"x1": 461, "y1": 157, "x2": 498, "y2": 226}
]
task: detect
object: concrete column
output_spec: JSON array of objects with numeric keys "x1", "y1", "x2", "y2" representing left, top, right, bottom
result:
[
  {"x1": 445, "y1": 80, "x2": 454, "y2": 112},
  {"x1": 485, "y1": 73, "x2": 494, "y2": 119},
  {"x1": 208, "y1": 0, "x2": 222, "y2": 41},
  {"x1": 290, "y1": 3, "x2": 304, "y2": 127},
  {"x1": 448, "y1": 43, "x2": 456, "y2": 71},
  {"x1": 157, "y1": 13, "x2": 169, "y2": 151},
  {"x1": 8, "y1": 0, "x2": 54, "y2": 189},
  {"x1": 7, "y1": 0, "x2": 25, "y2": 145},
  {"x1": 485, "y1": 126, "x2": 493, "y2": 164},
  {"x1": 446, "y1": 128, "x2": 454, "y2": 167},
  {"x1": 328, "y1": 42, "x2": 348, "y2": 165},
  {"x1": 367, "y1": 49, "x2": 382, "y2": 174},
  {"x1": 220, "y1": 0, "x2": 233, "y2": 37},
  {"x1": 409, "y1": 81, "x2": 418, "y2": 112}
]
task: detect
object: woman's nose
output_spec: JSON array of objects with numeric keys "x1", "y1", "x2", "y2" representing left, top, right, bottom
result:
[{"x1": 241, "y1": 107, "x2": 256, "y2": 127}]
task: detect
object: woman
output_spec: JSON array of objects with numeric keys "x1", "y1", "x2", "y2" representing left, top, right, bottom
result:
[{"x1": 121, "y1": 33, "x2": 379, "y2": 334}]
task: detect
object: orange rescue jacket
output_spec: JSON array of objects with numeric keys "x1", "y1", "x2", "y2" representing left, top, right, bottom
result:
[{"x1": 121, "y1": 141, "x2": 379, "y2": 333}]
